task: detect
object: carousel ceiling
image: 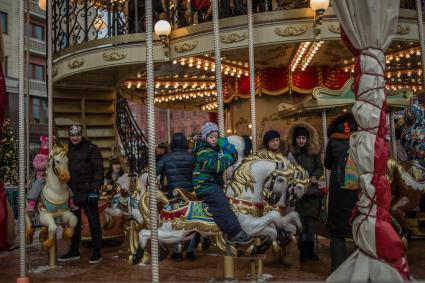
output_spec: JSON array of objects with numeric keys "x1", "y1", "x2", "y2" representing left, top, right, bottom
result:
[{"x1": 121, "y1": 40, "x2": 422, "y2": 111}]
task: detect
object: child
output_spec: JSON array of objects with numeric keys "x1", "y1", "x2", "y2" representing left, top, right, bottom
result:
[
  {"x1": 286, "y1": 122, "x2": 323, "y2": 263},
  {"x1": 192, "y1": 122, "x2": 252, "y2": 245},
  {"x1": 26, "y1": 136, "x2": 77, "y2": 214}
]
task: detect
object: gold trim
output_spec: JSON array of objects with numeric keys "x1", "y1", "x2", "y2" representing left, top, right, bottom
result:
[
  {"x1": 102, "y1": 50, "x2": 127, "y2": 61},
  {"x1": 220, "y1": 32, "x2": 248, "y2": 43},
  {"x1": 328, "y1": 24, "x2": 340, "y2": 34},
  {"x1": 68, "y1": 57, "x2": 85, "y2": 69},
  {"x1": 174, "y1": 41, "x2": 198, "y2": 53},
  {"x1": 274, "y1": 25, "x2": 308, "y2": 36},
  {"x1": 396, "y1": 24, "x2": 410, "y2": 35}
]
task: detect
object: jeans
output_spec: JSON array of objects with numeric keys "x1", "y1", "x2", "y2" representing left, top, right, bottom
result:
[
  {"x1": 173, "y1": 237, "x2": 196, "y2": 253},
  {"x1": 200, "y1": 187, "x2": 241, "y2": 237},
  {"x1": 70, "y1": 201, "x2": 102, "y2": 255},
  {"x1": 330, "y1": 236, "x2": 348, "y2": 272},
  {"x1": 27, "y1": 179, "x2": 45, "y2": 200},
  {"x1": 299, "y1": 216, "x2": 315, "y2": 243}
]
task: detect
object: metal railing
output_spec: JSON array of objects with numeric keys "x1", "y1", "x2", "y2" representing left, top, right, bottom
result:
[
  {"x1": 28, "y1": 79, "x2": 47, "y2": 96},
  {"x1": 52, "y1": 0, "x2": 417, "y2": 53},
  {"x1": 26, "y1": 38, "x2": 46, "y2": 55},
  {"x1": 116, "y1": 93, "x2": 148, "y2": 175}
]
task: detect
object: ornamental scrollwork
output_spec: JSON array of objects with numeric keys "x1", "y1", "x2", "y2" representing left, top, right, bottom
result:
[
  {"x1": 52, "y1": 68, "x2": 58, "y2": 78},
  {"x1": 328, "y1": 24, "x2": 340, "y2": 34},
  {"x1": 220, "y1": 32, "x2": 248, "y2": 43},
  {"x1": 103, "y1": 51, "x2": 127, "y2": 61},
  {"x1": 396, "y1": 24, "x2": 410, "y2": 35},
  {"x1": 274, "y1": 25, "x2": 308, "y2": 36},
  {"x1": 174, "y1": 41, "x2": 198, "y2": 53},
  {"x1": 68, "y1": 57, "x2": 85, "y2": 69}
]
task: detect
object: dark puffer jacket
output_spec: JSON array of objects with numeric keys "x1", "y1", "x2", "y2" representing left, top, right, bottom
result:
[
  {"x1": 68, "y1": 138, "x2": 104, "y2": 204},
  {"x1": 156, "y1": 133, "x2": 194, "y2": 196},
  {"x1": 325, "y1": 114, "x2": 358, "y2": 237}
]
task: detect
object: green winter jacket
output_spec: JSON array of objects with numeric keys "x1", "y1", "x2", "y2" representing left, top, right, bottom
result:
[{"x1": 192, "y1": 139, "x2": 237, "y2": 196}]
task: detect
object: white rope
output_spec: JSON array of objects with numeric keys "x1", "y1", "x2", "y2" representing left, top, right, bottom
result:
[
  {"x1": 211, "y1": 0, "x2": 224, "y2": 135},
  {"x1": 247, "y1": 0, "x2": 257, "y2": 153},
  {"x1": 18, "y1": 0, "x2": 26, "y2": 277},
  {"x1": 48, "y1": 0, "x2": 53, "y2": 150},
  {"x1": 321, "y1": 110, "x2": 329, "y2": 188},
  {"x1": 145, "y1": 0, "x2": 159, "y2": 281},
  {"x1": 416, "y1": 0, "x2": 425, "y2": 89}
]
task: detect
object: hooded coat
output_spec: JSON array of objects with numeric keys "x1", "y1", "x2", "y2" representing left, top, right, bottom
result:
[
  {"x1": 325, "y1": 114, "x2": 358, "y2": 237},
  {"x1": 156, "y1": 133, "x2": 194, "y2": 195},
  {"x1": 192, "y1": 139, "x2": 237, "y2": 196},
  {"x1": 285, "y1": 121, "x2": 323, "y2": 218}
]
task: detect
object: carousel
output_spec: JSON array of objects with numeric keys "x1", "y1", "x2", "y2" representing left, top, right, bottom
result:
[{"x1": 1, "y1": 0, "x2": 425, "y2": 282}]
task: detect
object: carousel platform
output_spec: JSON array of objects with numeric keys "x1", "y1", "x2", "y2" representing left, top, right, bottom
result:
[{"x1": 1, "y1": 234, "x2": 425, "y2": 282}]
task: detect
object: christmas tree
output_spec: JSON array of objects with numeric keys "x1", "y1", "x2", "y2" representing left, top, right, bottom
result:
[{"x1": 0, "y1": 119, "x2": 18, "y2": 184}]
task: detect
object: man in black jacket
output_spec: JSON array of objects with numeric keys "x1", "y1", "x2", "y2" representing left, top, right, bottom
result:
[
  {"x1": 156, "y1": 132, "x2": 195, "y2": 261},
  {"x1": 59, "y1": 124, "x2": 104, "y2": 264}
]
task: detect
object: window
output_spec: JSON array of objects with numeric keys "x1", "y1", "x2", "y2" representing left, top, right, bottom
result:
[
  {"x1": 32, "y1": 97, "x2": 40, "y2": 123},
  {"x1": 28, "y1": 63, "x2": 45, "y2": 81},
  {"x1": 32, "y1": 97, "x2": 48, "y2": 124},
  {"x1": 0, "y1": 12, "x2": 7, "y2": 34},
  {"x1": 31, "y1": 23, "x2": 44, "y2": 40}
]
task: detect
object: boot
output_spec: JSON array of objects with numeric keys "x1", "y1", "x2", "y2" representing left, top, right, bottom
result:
[
  {"x1": 281, "y1": 242, "x2": 293, "y2": 266},
  {"x1": 298, "y1": 242, "x2": 308, "y2": 263},
  {"x1": 306, "y1": 241, "x2": 319, "y2": 261}
]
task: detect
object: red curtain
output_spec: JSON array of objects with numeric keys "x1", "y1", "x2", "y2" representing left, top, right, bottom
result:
[{"x1": 223, "y1": 67, "x2": 350, "y2": 103}]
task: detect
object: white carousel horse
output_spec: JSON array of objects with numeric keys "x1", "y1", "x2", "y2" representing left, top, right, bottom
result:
[
  {"x1": 136, "y1": 152, "x2": 309, "y2": 263},
  {"x1": 224, "y1": 135, "x2": 252, "y2": 188},
  {"x1": 25, "y1": 145, "x2": 78, "y2": 250}
]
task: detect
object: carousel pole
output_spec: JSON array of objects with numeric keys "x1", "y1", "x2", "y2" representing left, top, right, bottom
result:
[
  {"x1": 389, "y1": 112, "x2": 397, "y2": 158},
  {"x1": 145, "y1": 0, "x2": 160, "y2": 282},
  {"x1": 416, "y1": 0, "x2": 425, "y2": 89},
  {"x1": 212, "y1": 0, "x2": 224, "y2": 135},
  {"x1": 47, "y1": 0, "x2": 57, "y2": 268},
  {"x1": 17, "y1": 0, "x2": 29, "y2": 282},
  {"x1": 211, "y1": 0, "x2": 234, "y2": 279},
  {"x1": 247, "y1": 0, "x2": 257, "y2": 153},
  {"x1": 321, "y1": 110, "x2": 329, "y2": 187}
]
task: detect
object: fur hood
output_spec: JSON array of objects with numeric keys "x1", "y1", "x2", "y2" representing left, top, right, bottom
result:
[{"x1": 285, "y1": 121, "x2": 321, "y2": 156}]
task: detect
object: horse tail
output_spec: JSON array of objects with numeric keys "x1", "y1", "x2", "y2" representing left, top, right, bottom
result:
[{"x1": 242, "y1": 135, "x2": 253, "y2": 157}]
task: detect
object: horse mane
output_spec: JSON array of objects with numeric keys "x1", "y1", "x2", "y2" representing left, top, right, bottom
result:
[{"x1": 228, "y1": 151, "x2": 291, "y2": 197}]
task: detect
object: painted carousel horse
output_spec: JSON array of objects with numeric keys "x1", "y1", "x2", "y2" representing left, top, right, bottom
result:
[
  {"x1": 25, "y1": 145, "x2": 78, "y2": 250},
  {"x1": 223, "y1": 135, "x2": 252, "y2": 187},
  {"x1": 135, "y1": 152, "x2": 309, "y2": 264},
  {"x1": 388, "y1": 158, "x2": 425, "y2": 238}
]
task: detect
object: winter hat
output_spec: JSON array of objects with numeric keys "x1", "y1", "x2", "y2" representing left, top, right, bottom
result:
[
  {"x1": 201, "y1": 122, "x2": 219, "y2": 140},
  {"x1": 171, "y1": 132, "x2": 188, "y2": 150},
  {"x1": 263, "y1": 130, "x2": 280, "y2": 146},
  {"x1": 69, "y1": 124, "x2": 82, "y2": 136},
  {"x1": 293, "y1": 126, "x2": 309, "y2": 139},
  {"x1": 39, "y1": 136, "x2": 49, "y2": 156}
]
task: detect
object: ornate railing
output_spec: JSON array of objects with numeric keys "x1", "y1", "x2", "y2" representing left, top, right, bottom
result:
[
  {"x1": 52, "y1": 0, "x2": 417, "y2": 53},
  {"x1": 116, "y1": 93, "x2": 148, "y2": 174}
]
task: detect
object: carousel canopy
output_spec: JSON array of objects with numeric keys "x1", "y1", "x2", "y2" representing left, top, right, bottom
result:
[{"x1": 277, "y1": 78, "x2": 413, "y2": 118}]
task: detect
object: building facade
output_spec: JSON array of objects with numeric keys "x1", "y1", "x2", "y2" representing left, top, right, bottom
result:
[{"x1": 1, "y1": 0, "x2": 47, "y2": 155}]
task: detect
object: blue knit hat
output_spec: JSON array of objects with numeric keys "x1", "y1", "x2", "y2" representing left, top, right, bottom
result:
[{"x1": 201, "y1": 122, "x2": 219, "y2": 140}]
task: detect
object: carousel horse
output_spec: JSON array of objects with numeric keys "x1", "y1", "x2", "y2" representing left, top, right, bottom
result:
[
  {"x1": 388, "y1": 158, "x2": 425, "y2": 237},
  {"x1": 25, "y1": 145, "x2": 78, "y2": 250},
  {"x1": 135, "y1": 151, "x2": 309, "y2": 264},
  {"x1": 224, "y1": 135, "x2": 252, "y2": 187}
]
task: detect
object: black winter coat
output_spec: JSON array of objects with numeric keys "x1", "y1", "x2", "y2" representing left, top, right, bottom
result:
[
  {"x1": 294, "y1": 151, "x2": 323, "y2": 218},
  {"x1": 68, "y1": 139, "x2": 104, "y2": 204},
  {"x1": 324, "y1": 138, "x2": 358, "y2": 238},
  {"x1": 156, "y1": 148, "x2": 194, "y2": 196}
]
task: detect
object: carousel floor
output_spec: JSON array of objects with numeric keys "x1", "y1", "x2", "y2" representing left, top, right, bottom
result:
[{"x1": 2, "y1": 235, "x2": 425, "y2": 282}]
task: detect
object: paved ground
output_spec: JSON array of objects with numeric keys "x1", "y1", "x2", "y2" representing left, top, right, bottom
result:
[{"x1": 2, "y1": 235, "x2": 425, "y2": 282}]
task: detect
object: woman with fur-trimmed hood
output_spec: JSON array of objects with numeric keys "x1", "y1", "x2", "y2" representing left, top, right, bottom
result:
[{"x1": 285, "y1": 121, "x2": 323, "y2": 263}]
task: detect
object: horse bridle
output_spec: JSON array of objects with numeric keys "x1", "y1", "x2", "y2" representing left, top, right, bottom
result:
[{"x1": 263, "y1": 170, "x2": 291, "y2": 206}]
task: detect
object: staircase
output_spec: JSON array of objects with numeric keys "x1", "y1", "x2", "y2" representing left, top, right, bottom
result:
[
  {"x1": 116, "y1": 90, "x2": 148, "y2": 174},
  {"x1": 53, "y1": 88, "x2": 116, "y2": 168}
]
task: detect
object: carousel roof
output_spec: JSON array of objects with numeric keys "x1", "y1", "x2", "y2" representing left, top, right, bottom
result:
[{"x1": 277, "y1": 79, "x2": 413, "y2": 119}]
